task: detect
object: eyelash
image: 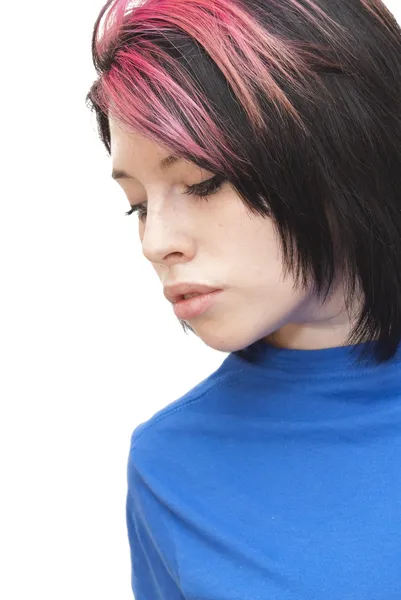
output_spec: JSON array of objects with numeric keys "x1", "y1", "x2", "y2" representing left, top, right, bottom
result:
[{"x1": 124, "y1": 175, "x2": 227, "y2": 220}]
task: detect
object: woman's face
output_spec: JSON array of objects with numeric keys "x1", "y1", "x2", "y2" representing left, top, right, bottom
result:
[{"x1": 109, "y1": 118, "x2": 357, "y2": 353}]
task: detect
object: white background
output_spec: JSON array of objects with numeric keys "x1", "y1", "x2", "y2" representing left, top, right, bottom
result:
[{"x1": 1, "y1": 1, "x2": 400, "y2": 598}]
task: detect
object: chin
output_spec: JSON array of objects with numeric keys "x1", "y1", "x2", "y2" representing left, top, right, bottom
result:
[{"x1": 189, "y1": 324, "x2": 267, "y2": 355}]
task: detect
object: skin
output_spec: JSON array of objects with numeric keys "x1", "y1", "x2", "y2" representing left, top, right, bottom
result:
[{"x1": 109, "y1": 117, "x2": 364, "y2": 354}]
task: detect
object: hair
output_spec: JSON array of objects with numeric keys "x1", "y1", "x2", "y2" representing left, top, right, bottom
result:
[{"x1": 86, "y1": 0, "x2": 401, "y2": 366}]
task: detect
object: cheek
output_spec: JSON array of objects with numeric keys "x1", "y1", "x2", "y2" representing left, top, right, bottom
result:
[
  {"x1": 237, "y1": 226, "x2": 305, "y2": 309},
  {"x1": 238, "y1": 223, "x2": 283, "y2": 278}
]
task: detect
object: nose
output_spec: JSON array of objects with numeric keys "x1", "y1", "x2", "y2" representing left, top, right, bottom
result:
[{"x1": 140, "y1": 208, "x2": 196, "y2": 266}]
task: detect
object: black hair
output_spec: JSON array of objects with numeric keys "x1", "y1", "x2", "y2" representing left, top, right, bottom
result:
[{"x1": 86, "y1": 0, "x2": 401, "y2": 365}]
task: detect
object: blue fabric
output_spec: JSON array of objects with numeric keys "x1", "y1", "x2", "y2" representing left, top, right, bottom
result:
[{"x1": 126, "y1": 340, "x2": 401, "y2": 599}]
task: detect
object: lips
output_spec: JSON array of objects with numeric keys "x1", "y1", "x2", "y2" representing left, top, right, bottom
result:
[
  {"x1": 164, "y1": 283, "x2": 222, "y2": 304},
  {"x1": 173, "y1": 289, "x2": 223, "y2": 319},
  {"x1": 182, "y1": 292, "x2": 203, "y2": 300}
]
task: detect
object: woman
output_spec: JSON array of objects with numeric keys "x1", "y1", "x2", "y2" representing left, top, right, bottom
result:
[{"x1": 86, "y1": 0, "x2": 401, "y2": 597}]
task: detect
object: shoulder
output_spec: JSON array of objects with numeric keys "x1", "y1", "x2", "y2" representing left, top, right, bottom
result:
[{"x1": 128, "y1": 352, "x2": 245, "y2": 457}]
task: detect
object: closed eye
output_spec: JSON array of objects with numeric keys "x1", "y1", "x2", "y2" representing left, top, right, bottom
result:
[
  {"x1": 183, "y1": 174, "x2": 227, "y2": 198},
  {"x1": 125, "y1": 174, "x2": 227, "y2": 220}
]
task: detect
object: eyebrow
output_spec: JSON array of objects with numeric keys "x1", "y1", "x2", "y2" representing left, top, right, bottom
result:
[{"x1": 111, "y1": 154, "x2": 182, "y2": 181}]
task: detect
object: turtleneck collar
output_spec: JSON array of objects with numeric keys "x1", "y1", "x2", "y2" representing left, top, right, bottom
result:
[
  {"x1": 234, "y1": 338, "x2": 401, "y2": 379},
  {"x1": 221, "y1": 339, "x2": 401, "y2": 422}
]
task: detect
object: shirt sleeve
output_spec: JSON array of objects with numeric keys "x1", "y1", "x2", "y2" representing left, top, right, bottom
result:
[{"x1": 126, "y1": 455, "x2": 185, "y2": 599}]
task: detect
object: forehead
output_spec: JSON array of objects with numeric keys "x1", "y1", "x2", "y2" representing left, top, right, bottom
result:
[
  {"x1": 109, "y1": 119, "x2": 185, "y2": 183},
  {"x1": 109, "y1": 118, "x2": 166, "y2": 157}
]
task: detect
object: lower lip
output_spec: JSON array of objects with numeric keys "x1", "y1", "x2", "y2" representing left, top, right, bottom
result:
[{"x1": 173, "y1": 290, "x2": 223, "y2": 320}]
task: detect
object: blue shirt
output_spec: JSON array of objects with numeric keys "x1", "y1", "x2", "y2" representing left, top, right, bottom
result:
[{"x1": 126, "y1": 340, "x2": 401, "y2": 599}]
